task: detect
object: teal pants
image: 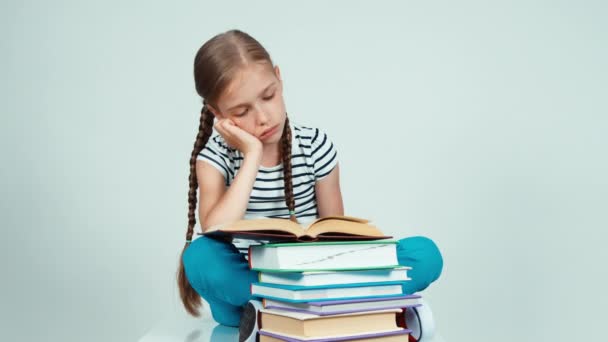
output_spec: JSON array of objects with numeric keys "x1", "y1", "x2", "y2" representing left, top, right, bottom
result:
[{"x1": 182, "y1": 236, "x2": 443, "y2": 327}]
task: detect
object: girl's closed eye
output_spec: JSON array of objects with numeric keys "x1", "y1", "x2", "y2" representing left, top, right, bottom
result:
[{"x1": 235, "y1": 93, "x2": 275, "y2": 117}]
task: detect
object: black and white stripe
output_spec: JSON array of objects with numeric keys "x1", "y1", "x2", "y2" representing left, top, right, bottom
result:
[{"x1": 195, "y1": 122, "x2": 338, "y2": 259}]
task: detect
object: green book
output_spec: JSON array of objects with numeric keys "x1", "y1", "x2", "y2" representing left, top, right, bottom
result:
[{"x1": 248, "y1": 240, "x2": 400, "y2": 272}]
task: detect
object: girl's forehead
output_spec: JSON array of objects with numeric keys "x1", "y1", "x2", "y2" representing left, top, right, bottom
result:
[{"x1": 219, "y1": 63, "x2": 277, "y2": 106}]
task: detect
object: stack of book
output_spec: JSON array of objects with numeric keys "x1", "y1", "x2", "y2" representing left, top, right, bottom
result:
[{"x1": 203, "y1": 216, "x2": 428, "y2": 342}]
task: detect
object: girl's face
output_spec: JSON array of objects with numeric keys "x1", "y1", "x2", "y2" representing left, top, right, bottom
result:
[{"x1": 209, "y1": 63, "x2": 287, "y2": 145}]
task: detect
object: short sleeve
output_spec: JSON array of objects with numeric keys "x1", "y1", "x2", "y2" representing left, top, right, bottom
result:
[
  {"x1": 310, "y1": 128, "x2": 338, "y2": 181},
  {"x1": 197, "y1": 134, "x2": 234, "y2": 184}
]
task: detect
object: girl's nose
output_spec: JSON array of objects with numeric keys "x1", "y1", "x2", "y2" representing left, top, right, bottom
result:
[{"x1": 256, "y1": 107, "x2": 270, "y2": 125}]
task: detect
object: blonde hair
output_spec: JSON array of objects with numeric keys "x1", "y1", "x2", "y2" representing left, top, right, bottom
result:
[{"x1": 177, "y1": 29, "x2": 297, "y2": 316}]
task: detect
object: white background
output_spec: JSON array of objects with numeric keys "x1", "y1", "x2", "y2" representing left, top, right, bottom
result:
[{"x1": 2, "y1": 1, "x2": 607, "y2": 341}]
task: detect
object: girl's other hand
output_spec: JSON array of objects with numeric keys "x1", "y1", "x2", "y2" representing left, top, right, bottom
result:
[{"x1": 214, "y1": 118, "x2": 263, "y2": 157}]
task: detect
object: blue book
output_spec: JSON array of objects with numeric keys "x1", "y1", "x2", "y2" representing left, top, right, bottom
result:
[
  {"x1": 251, "y1": 280, "x2": 407, "y2": 303},
  {"x1": 258, "y1": 267, "x2": 411, "y2": 287},
  {"x1": 263, "y1": 294, "x2": 422, "y2": 316}
]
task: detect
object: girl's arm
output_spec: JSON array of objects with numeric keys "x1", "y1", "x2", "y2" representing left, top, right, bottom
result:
[
  {"x1": 314, "y1": 163, "x2": 344, "y2": 217},
  {"x1": 196, "y1": 150, "x2": 262, "y2": 231},
  {"x1": 197, "y1": 119, "x2": 264, "y2": 231}
]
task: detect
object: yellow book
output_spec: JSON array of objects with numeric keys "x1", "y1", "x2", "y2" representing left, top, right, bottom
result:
[{"x1": 258, "y1": 308, "x2": 404, "y2": 338}]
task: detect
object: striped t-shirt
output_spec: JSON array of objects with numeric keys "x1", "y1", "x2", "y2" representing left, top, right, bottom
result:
[{"x1": 194, "y1": 121, "x2": 338, "y2": 258}]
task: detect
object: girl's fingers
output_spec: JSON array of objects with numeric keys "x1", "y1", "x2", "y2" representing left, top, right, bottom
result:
[
  {"x1": 214, "y1": 121, "x2": 227, "y2": 138},
  {"x1": 222, "y1": 119, "x2": 237, "y2": 133},
  {"x1": 222, "y1": 120, "x2": 242, "y2": 139},
  {"x1": 214, "y1": 119, "x2": 236, "y2": 148},
  {"x1": 216, "y1": 119, "x2": 230, "y2": 135},
  {"x1": 213, "y1": 121, "x2": 224, "y2": 136}
]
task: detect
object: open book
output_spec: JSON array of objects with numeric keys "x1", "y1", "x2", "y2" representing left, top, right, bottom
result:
[{"x1": 201, "y1": 215, "x2": 392, "y2": 242}]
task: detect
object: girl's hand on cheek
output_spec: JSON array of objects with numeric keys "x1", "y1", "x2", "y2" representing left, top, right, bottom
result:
[{"x1": 214, "y1": 119, "x2": 263, "y2": 157}]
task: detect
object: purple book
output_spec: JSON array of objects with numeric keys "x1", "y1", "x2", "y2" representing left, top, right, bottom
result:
[
  {"x1": 259, "y1": 328, "x2": 412, "y2": 342},
  {"x1": 264, "y1": 294, "x2": 422, "y2": 316}
]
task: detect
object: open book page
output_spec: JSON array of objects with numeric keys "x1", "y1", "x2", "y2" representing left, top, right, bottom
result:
[
  {"x1": 204, "y1": 215, "x2": 380, "y2": 239},
  {"x1": 301, "y1": 215, "x2": 370, "y2": 229},
  {"x1": 205, "y1": 217, "x2": 306, "y2": 236},
  {"x1": 306, "y1": 216, "x2": 384, "y2": 237}
]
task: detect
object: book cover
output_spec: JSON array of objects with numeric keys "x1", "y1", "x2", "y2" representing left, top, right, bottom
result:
[
  {"x1": 255, "y1": 280, "x2": 409, "y2": 291},
  {"x1": 249, "y1": 241, "x2": 400, "y2": 272},
  {"x1": 258, "y1": 308, "x2": 403, "y2": 337},
  {"x1": 263, "y1": 294, "x2": 422, "y2": 316},
  {"x1": 251, "y1": 282, "x2": 406, "y2": 303},
  {"x1": 258, "y1": 267, "x2": 411, "y2": 286},
  {"x1": 259, "y1": 328, "x2": 412, "y2": 342}
]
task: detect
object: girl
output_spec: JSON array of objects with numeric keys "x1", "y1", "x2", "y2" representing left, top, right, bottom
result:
[{"x1": 177, "y1": 29, "x2": 443, "y2": 333}]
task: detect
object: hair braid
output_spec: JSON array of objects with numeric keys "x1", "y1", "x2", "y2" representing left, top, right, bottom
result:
[
  {"x1": 182, "y1": 28, "x2": 283, "y2": 317},
  {"x1": 281, "y1": 115, "x2": 297, "y2": 222},
  {"x1": 177, "y1": 104, "x2": 214, "y2": 317}
]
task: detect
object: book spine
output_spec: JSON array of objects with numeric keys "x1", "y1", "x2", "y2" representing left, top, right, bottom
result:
[
  {"x1": 265, "y1": 240, "x2": 399, "y2": 247},
  {"x1": 264, "y1": 304, "x2": 421, "y2": 316},
  {"x1": 252, "y1": 293, "x2": 406, "y2": 303},
  {"x1": 255, "y1": 280, "x2": 408, "y2": 290},
  {"x1": 296, "y1": 235, "x2": 319, "y2": 242},
  {"x1": 259, "y1": 327, "x2": 412, "y2": 341},
  {"x1": 252, "y1": 265, "x2": 402, "y2": 273}
]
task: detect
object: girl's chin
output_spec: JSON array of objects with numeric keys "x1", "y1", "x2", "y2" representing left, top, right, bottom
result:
[{"x1": 261, "y1": 134, "x2": 282, "y2": 145}]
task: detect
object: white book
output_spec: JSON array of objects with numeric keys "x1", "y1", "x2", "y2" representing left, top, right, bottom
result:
[
  {"x1": 259, "y1": 267, "x2": 411, "y2": 286},
  {"x1": 249, "y1": 241, "x2": 399, "y2": 271}
]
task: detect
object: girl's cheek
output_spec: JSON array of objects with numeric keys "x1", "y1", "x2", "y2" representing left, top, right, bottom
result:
[
  {"x1": 231, "y1": 118, "x2": 244, "y2": 128},
  {"x1": 234, "y1": 120, "x2": 253, "y2": 134}
]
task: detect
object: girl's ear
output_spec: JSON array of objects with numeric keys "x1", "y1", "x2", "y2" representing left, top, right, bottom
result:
[{"x1": 274, "y1": 65, "x2": 282, "y2": 83}]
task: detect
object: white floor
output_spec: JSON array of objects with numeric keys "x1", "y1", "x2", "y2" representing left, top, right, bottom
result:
[{"x1": 138, "y1": 304, "x2": 446, "y2": 342}]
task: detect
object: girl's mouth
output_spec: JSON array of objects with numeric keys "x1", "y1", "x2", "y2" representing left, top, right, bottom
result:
[{"x1": 260, "y1": 124, "x2": 279, "y2": 140}]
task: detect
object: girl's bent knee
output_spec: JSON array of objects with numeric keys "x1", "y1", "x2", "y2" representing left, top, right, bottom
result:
[
  {"x1": 182, "y1": 236, "x2": 234, "y2": 295},
  {"x1": 398, "y1": 236, "x2": 444, "y2": 287},
  {"x1": 182, "y1": 236, "x2": 227, "y2": 270},
  {"x1": 422, "y1": 237, "x2": 443, "y2": 282}
]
